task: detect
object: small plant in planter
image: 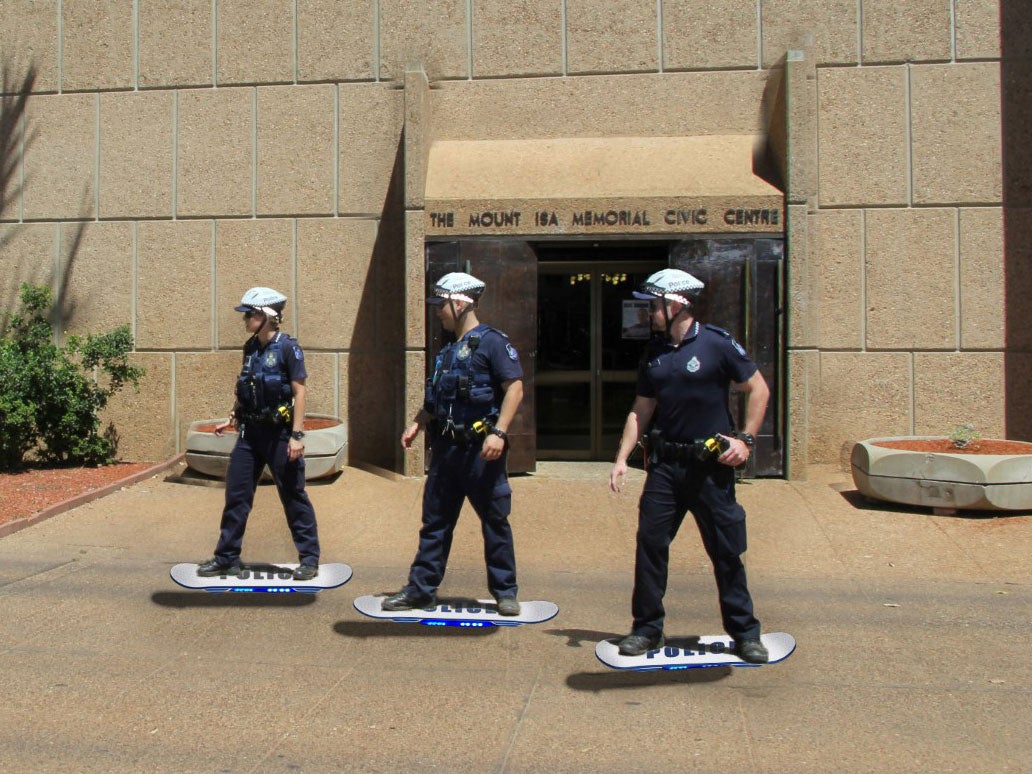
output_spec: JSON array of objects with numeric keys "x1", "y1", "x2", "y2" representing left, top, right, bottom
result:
[{"x1": 948, "y1": 424, "x2": 981, "y2": 451}]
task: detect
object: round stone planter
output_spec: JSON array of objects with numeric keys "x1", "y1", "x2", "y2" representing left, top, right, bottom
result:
[
  {"x1": 850, "y1": 436, "x2": 1032, "y2": 513},
  {"x1": 185, "y1": 414, "x2": 347, "y2": 481}
]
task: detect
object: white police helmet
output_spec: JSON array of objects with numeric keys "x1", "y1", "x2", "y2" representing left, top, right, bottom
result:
[
  {"x1": 234, "y1": 286, "x2": 288, "y2": 318},
  {"x1": 633, "y1": 268, "x2": 704, "y2": 306},
  {"x1": 427, "y1": 272, "x2": 486, "y2": 306}
]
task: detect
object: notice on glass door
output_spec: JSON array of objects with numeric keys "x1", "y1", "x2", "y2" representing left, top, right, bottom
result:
[{"x1": 622, "y1": 300, "x2": 652, "y2": 340}]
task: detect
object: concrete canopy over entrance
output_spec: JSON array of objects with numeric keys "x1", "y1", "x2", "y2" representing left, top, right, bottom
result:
[
  {"x1": 403, "y1": 68, "x2": 791, "y2": 476},
  {"x1": 423, "y1": 135, "x2": 784, "y2": 237}
]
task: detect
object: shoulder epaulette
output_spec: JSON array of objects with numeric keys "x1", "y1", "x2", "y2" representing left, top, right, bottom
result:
[{"x1": 478, "y1": 325, "x2": 508, "y2": 340}]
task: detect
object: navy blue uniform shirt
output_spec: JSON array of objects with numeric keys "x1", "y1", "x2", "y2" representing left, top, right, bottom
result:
[
  {"x1": 467, "y1": 325, "x2": 522, "y2": 390},
  {"x1": 636, "y1": 321, "x2": 757, "y2": 441},
  {"x1": 236, "y1": 332, "x2": 307, "y2": 413},
  {"x1": 434, "y1": 325, "x2": 522, "y2": 400},
  {"x1": 242, "y1": 331, "x2": 308, "y2": 381}
]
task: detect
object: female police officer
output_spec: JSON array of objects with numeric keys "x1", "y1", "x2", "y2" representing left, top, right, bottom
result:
[
  {"x1": 384, "y1": 272, "x2": 524, "y2": 615},
  {"x1": 609, "y1": 269, "x2": 771, "y2": 663},
  {"x1": 197, "y1": 287, "x2": 322, "y2": 581}
]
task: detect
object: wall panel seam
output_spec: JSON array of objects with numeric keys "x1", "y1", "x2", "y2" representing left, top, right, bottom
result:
[
  {"x1": 904, "y1": 63, "x2": 913, "y2": 207},
  {"x1": 953, "y1": 207, "x2": 961, "y2": 349},
  {"x1": 212, "y1": 0, "x2": 219, "y2": 86},
  {"x1": 133, "y1": 0, "x2": 140, "y2": 90},
  {"x1": 656, "y1": 0, "x2": 663, "y2": 73},
  {"x1": 756, "y1": 0, "x2": 763, "y2": 70},
  {"x1": 467, "y1": 0, "x2": 474, "y2": 79},
  {"x1": 94, "y1": 94, "x2": 101, "y2": 219},
  {"x1": 57, "y1": 0, "x2": 64, "y2": 93}
]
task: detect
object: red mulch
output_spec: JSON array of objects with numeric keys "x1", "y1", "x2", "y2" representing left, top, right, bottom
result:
[
  {"x1": 873, "y1": 439, "x2": 1032, "y2": 455},
  {"x1": 0, "y1": 462, "x2": 155, "y2": 526},
  {"x1": 191, "y1": 417, "x2": 341, "y2": 434}
]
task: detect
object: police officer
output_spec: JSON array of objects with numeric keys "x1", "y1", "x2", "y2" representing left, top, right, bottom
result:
[
  {"x1": 384, "y1": 272, "x2": 524, "y2": 615},
  {"x1": 609, "y1": 269, "x2": 771, "y2": 663},
  {"x1": 197, "y1": 287, "x2": 321, "y2": 581}
]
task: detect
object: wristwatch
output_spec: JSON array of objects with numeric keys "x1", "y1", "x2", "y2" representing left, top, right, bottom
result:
[
  {"x1": 291, "y1": 430, "x2": 305, "y2": 441},
  {"x1": 490, "y1": 427, "x2": 508, "y2": 441},
  {"x1": 736, "y1": 432, "x2": 756, "y2": 448}
]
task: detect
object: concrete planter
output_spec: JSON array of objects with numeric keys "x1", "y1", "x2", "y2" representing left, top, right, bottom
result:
[
  {"x1": 185, "y1": 414, "x2": 347, "y2": 481},
  {"x1": 851, "y1": 436, "x2": 1032, "y2": 513}
]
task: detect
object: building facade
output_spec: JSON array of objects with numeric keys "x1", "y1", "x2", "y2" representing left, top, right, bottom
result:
[{"x1": 1, "y1": 1, "x2": 1027, "y2": 478}]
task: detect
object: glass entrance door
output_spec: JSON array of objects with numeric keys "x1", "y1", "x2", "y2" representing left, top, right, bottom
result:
[{"x1": 536, "y1": 257, "x2": 665, "y2": 459}]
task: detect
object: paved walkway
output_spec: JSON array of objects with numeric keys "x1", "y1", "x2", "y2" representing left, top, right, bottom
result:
[{"x1": 0, "y1": 461, "x2": 1029, "y2": 772}]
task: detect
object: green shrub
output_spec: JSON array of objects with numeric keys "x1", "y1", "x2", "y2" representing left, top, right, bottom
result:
[{"x1": 0, "y1": 283, "x2": 145, "y2": 470}]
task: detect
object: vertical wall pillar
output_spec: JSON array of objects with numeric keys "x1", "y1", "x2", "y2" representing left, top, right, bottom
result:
[
  {"x1": 401, "y1": 67, "x2": 431, "y2": 475},
  {"x1": 782, "y1": 48, "x2": 818, "y2": 479}
]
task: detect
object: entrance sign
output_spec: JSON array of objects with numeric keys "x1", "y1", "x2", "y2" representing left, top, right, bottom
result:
[{"x1": 425, "y1": 199, "x2": 783, "y2": 236}]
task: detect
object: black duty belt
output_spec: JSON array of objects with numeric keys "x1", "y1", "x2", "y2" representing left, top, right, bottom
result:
[
  {"x1": 645, "y1": 433, "x2": 724, "y2": 465},
  {"x1": 239, "y1": 406, "x2": 291, "y2": 426},
  {"x1": 432, "y1": 419, "x2": 490, "y2": 446}
]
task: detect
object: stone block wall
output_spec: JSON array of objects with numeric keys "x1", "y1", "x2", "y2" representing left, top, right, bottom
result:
[
  {"x1": 0, "y1": 1, "x2": 1013, "y2": 476},
  {"x1": 0, "y1": 2, "x2": 408, "y2": 466},
  {"x1": 787, "y1": 3, "x2": 1011, "y2": 470}
]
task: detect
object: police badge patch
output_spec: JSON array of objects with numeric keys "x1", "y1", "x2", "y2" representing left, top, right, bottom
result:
[
  {"x1": 686, "y1": 356, "x2": 701, "y2": 373},
  {"x1": 731, "y1": 339, "x2": 747, "y2": 358},
  {"x1": 265, "y1": 351, "x2": 278, "y2": 367},
  {"x1": 506, "y1": 343, "x2": 519, "y2": 361},
  {"x1": 293, "y1": 346, "x2": 304, "y2": 361},
  {"x1": 457, "y1": 343, "x2": 471, "y2": 360}
]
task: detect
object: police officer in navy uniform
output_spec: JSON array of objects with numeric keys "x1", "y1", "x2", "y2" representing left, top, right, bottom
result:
[
  {"x1": 197, "y1": 287, "x2": 321, "y2": 581},
  {"x1": 609, "y1": 269, "x2": 771, "y2": 663},
  {"x1": 384, "y1": 272, "x2": 525, "y2": 615}
]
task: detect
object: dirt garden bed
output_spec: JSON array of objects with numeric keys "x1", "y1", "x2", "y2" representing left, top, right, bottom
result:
[
  {"x1": 872, "y1": 439, "x2": 1032, "y2": 455},
  {"x1": 0, "y1": 462, "x2": 154, "y2": 526},
  {"x1": 189, "y1": 416, "x2": 342, "y2": 435}
]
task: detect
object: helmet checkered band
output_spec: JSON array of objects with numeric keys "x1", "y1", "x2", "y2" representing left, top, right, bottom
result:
[
  {"x1": 431, "y1": 272, "x2": 486, "y2": 304},
  {"x1": 235, "y1": 286, "x2": 287, "y2": 313},
  {"x1": 633, "y1": 269, "x2": 704, "y2": 305}
]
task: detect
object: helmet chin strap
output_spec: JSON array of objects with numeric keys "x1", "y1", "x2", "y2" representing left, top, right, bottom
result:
[
  {"x1": 253, "y1": 310, "x2": 280, "y2": 338},
  {"x1": 661, "y1": 297, "x2": 690, "y2": 339},
  {"x1": 447, "y1": 298, "x2": 473, "y2": 332},
  {"x1": 660, "y1": 298, "x2": 674, "y2": 338}
]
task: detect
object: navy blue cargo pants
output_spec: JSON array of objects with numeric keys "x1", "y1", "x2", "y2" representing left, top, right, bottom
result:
[
  {"x1": 631, "y1": 459, "x2": 760, "y2": 640},
  {"x1": 404, "y1": 439, "x2": 518, "y2": 600},
  {"x1": 214, "y1": 422, "x2": 320, "y2": 566}
]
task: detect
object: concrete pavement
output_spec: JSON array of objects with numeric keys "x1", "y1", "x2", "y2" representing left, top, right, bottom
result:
[{"x1": 0, "y1": 460, "x2": 1029, "y2": 772}]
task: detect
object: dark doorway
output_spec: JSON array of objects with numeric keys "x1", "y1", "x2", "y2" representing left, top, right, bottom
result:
[
  {"x1": 426, "y1": 236, "x2": 785, "y2": 477},
  {"x1": 535, "y1": 243, "x2": 667, "y2": 459}
]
